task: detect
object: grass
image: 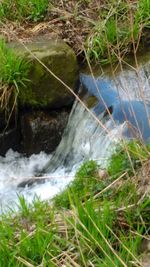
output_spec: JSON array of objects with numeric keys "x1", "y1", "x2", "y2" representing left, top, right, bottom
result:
[
  {"x1": 0, "y1": 39, "x2": 30, "y2": 121},
  {"x1": 0, "y1": 0, "x2": 149, "y2": 64},
  {"x1": 0, "y1": 141, "x2": 149, "y2": 266},
  {"x1": 0, "y1": 39, "x2": 30, "y2": 90},
  {"x1": 54, "y1": 141, "x2": 150, "y2": 209},
  {"x1": 0, "y1": 0, "x2": 49, "y2": 22},
  {"x1": 86, "y1": 0, "x2": 150, "y2": 64},
  {"x1": 135, "y1": 0, "x2": 150, "y2": 27}
]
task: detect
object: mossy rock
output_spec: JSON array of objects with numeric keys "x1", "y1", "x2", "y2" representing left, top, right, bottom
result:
[{"x1": 10, "y1": 39, "x2": 78, "y2": 109}]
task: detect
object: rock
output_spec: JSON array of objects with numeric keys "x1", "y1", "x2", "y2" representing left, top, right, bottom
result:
[
  {"x1": 0, "y1": 127, "x2": 21, "y2": 156},
  {"x1": 141, "y1": 253, "x2": 150, "y2": 267},
  {"x1": 10, "y1": 38, "x2": 78, "y2": 109},
  {"x1": 98, "y1": 169, "x2": 108, "y2": 179},
  {"x1": 21, "y1": 110, "x2": 69, "y2": 155},
  {"x1": 138, "y1": 238, "x2": 150, "y2": 267},
  {"x1": 0, "y1": 92, "x2": 17, "y2": 131},
  {"x1": 0, "y1": 109, "x2": 7, "y2": 131},
  {"x1": 18, "y1": 177, "x2": 47, "y2": 188},
  {"x1": 140, "y1": 239, "x2": 150, "y2": 253}
]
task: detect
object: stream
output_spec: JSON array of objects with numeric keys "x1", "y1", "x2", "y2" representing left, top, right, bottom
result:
[{"x1": 0, "y1": 53, "x2": 150, "y2": 212}]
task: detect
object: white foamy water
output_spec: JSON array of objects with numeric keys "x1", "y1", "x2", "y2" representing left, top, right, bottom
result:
[
  {"x1": 0, "y1": 150, "x2": 77, "y2": 210},
  {"x1": 0, "y1": 101, "x2": 119, "y2": 212},
  {"x1": 0, "y1": 54, "x2": 149, "y2": 211}
]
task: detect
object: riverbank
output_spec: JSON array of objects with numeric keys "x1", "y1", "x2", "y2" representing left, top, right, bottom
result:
[
  {"x1": 0, "y1": 141, "x2": 149, "y2": 266},
  {"x1": 0, "y1": 0, "x2": 150, "y2": 64}
]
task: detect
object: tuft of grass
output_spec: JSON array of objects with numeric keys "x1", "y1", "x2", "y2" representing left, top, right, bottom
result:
[
  {"x1": 0, "y1": 39, "x2": 30, "y2": 89},
  {"x1": 0, "y1": 0, "x2": 49, "y2": 22},
  {"x1": 0, "y1": 39, "x2": 30, "y2": 114}
]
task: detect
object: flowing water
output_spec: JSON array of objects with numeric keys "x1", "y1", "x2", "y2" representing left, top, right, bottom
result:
[{"x1": 0, "y1": 53, "x2": 150, "y2": 211}]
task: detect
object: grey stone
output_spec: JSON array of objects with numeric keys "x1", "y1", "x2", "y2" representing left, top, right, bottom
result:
[{"x1": 10, "y1": 38, "x2": 78, "y2": 109}]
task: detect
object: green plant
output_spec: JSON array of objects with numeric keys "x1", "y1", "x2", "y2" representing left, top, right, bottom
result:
[
  {"x1": 135, "y1": 0, "x2": 150, "y2": 27},
  {"x1": 0, "y1": 39, "x2": 30, "y2": 114},
  {"x1": 107, "y1": 141, "x2": 150, "y2": 178},
  {"x1": 54, "y1": 160, "x2": 99, "y2": 208},
  {"x1": 86, "y1": 0, "x2": 150, "y2": 63},
  {"x1": 0, "y1": 39, "x2": 30, "y2": 88},
  {"x1": 0, "y1": 0, "x2": 49, "y2": 22},
  {"x1": 0, "y1": 140, "x2": 150, "y2": 266},
  {"x1": 86, "y1": 1, "x2": 130, "y2": 63}
]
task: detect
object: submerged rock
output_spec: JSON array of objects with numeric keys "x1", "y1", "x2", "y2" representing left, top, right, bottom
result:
[
  {"x1": 18, "y1": 177, "x2": 47, "y2": 188},
  {"x1": 0, "y1": 102, "x2": 20, "y2": 156},
  {"x1": 10, "y1": 38, "x2": 78, "y2": 109},
  {"x1": 21, "y1": 110, "x2": 69, "y2": 155}
]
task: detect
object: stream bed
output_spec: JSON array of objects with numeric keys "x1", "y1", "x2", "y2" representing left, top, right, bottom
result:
[{"x1": 0, "y1": 53, "x2": 150, "y2": 212}]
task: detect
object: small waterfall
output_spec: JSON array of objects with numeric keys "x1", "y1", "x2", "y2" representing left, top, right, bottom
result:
[
  {"x1": 43, "y1": 100, "x2": 119, "y2": 174},
  {"x1": 0, "y1": 53, "x2": 150, "y2": 210},
  {"x1": 44, "y1": 54, "x2": 150, "y2": 173}
]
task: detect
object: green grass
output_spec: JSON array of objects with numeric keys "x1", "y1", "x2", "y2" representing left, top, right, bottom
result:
[
  {"x1": 86, "y1": 0, "x2": 150, "y2": 64},
  {"x1": 54, "y1": 141, "x2": 150, "y2": 209},
  {"x1": 135, "y1": 0, "x2": 150, "y2": 27},
  {"x1": 107, "y1": 141, "x2": 150, "y2": 178},
  {"x1": 0, "y1": 0, "x2": 49, "y2": 22},
  {"x1": 0, "y1": 39, "x2": 30, "y2": 89},
  {"x1": 0, "y1": 39, "x2": 30, "y2": 112},
  {"x1": 0, "y1": 0, "x2": 149, "y2": 64},
  {"x1": 0, "y1": 141, "x2": 149, "y2": 266}
]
